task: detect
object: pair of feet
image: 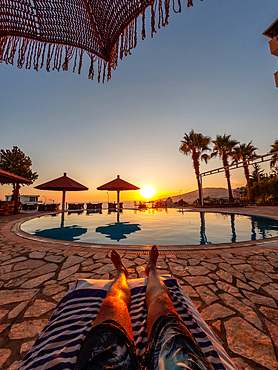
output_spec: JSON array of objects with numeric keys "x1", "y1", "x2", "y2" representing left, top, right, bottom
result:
[{"x1": 111, "y1": 245, "x2": 159, "y2": 279}]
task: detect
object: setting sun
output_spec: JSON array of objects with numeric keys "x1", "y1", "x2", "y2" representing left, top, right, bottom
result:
[{"x1": 140, "y1": 185, "x2": 156, "y2": 199}]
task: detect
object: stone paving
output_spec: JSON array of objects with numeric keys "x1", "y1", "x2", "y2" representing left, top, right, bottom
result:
[{"x1": 0, "y1": 207, "x2": 278, "y2": 370}]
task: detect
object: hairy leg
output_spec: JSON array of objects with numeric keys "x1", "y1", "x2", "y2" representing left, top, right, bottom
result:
[
  {"x1": 145, "y1": 245, "x2": 179, "y2": 338},
  {"x1": 91, "y1": 249, "x2": 133, "y2": 340}
]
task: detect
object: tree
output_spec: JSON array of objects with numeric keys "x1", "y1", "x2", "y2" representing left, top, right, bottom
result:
[
  {"x1": 179, "y1": 130, "x2": 211, "y2": 205},
  {"x1": 0, "y1": 146, "x2": 38, "y2": 197},
  {"x1": 232, "y1": 142, "x2": 257, "y2": 203},
  {"x1": 250, "y1": 163, "x2": 265, "y2": 186},
  {"x1": 211, "y1": 134, "x2": 238, "y2": 203},
  {"x1": 270, "y1": 139, "x2": 278, "y2": 168}
]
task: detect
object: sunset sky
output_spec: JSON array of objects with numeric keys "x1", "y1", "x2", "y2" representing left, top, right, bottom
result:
[{"x1": 1, "y1": 0, "x2": 277, "y2": 204}]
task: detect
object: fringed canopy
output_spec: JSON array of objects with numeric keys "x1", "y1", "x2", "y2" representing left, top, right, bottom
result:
[{"x1": 0, "y1": 0, "x2": 201, "y2": 82}]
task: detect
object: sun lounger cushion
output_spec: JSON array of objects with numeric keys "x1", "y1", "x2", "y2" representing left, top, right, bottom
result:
[{"x1": 19, "y1": 276, "x2": 236, "y2": 370}]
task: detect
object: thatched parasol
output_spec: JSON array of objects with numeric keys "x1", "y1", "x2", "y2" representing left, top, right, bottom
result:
[
  {"x1": 35, "y1": 173, "x2": 88, "y2": 212},
  {"x1": 0, "y1": 168, "x2": 32, "y2": 214},
  {"x1": 97, "y1": 175, "x2": 139, "y2": 211}
]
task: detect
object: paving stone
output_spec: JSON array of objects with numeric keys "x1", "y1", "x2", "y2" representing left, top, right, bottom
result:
[
  {"x1": 0, "y1": 265, "x2": 13, "y2": 274},
  {"x1": 20, "y1": 340, "x2": 35, "y2": 353},
  {"x1": 24, "y1": 263, "x2": 58, "y2": 279},
  {"x1": 201, "y1": 303, "x2": 235, "y2": 321},
  {"x1": 259, "y1": 306, "x2": 278, "y2": 325},
  {"x1": 216, "y1": 281, "x2": 242, "y2": 297},
  {"x1": 29, "y1": 251, "x2": 46, "y2": 259},
  {"x1": 218, "y1": 263, "x2": 246, "y2": 281},
  {"x1": 58, "y1": 272, "x2": 93, "y2": 284},
  {"x1": 195, "y1": 286, "x2": 218, "y2": 305},
  {"x1": 224, "y1": 258, "x2": 246, "y2": 265},
  {"x1": 13, "y1": 259, "x2": 45, "y2": 271},
  {"x1": 265, "y1": 319, "x2": 278, "y2": 346},
  {"x1": 219, "y1": 292, "x2": 263, "y2": 330},
  {"x1": 42, "y1": 284, "x2": 67, "y2": 296},
  {"x1": 121, "y1": 259, "x2": 135, "y2": 268},
  {"x1": 231, "y1": 357, "x2": 254, "y2": 370},
  {"x1": 205, "y1": 257, "x2": 223, "y2": 264},
  {"x1": 211, "y1": 319, "x2": 221, "y2": 332},
  {"x1": 250, "y1": 260, "x2": 275, "y2": 273},
  {"x1": 8, "y1": 360, "x2": 22, "y2": 369},
  {"x1": 24, "y1": 299, "x2": 57, "y2": 317},
  {"x1": 225, "y1": 317, "x2": 278, "y2": 369},
  {"x1": 0, "y1": 348, "x2": 11, "y2": 368},
  {"x1": 0, "y1": 289, "x2": 39, "y2": 305},
  {"x1": 262, "y1": 285, "x2": 278, "y2": 300},
  {"x1": 0, "y1": 324, "x2": 9, "y2": 334},
  {"x1": 9, "y1": 319, "x2": 49, "y2": 339},
  {"x1": 58, "y1": 264, "x2": 80, "y2": 280},
  {"x1": 62, "y1": 255, "x2": 86, "y2": 269},
  {"x1": 244, "y1": 270, "x2": 272, "y2": 285},
  {"x1": 187, "y1": 258, "x2": 201, "y2": 266},
  {"x1": 186, "y1": 266, "x2": 210, "y2": 276},
  {"x1": 44, "y1": 255, "x2": 64, "y2": 263},
  {"x1": 20, "y1": 272, "x2": 55, "y2": 288},
  {"x1": 1, "y1": 269, "x2": 32, "y2": 281},
  {"x1": 234, "y1": 264, "x2": 255, "y2": 273},
  {"x1": 0, "y1": 309, "x2": 8, "y2": 321},
  {"x1": 248, "y1": 281, "x2": 261, "y2": 289},
  {"x1": 184, "y1": 276, "x2": 213, "y2": 286},
  {"x1": 8, "y1": 302, "x2": 28, "y2": 319},
  {"x1": 2, "y1": 256, "x2": 27, "y2": 265},
  {"x1": 81, "y1": 262, "x2": 103, "y2": 272},
  {"x1": 243, "y1": 291, "x2": 277, "y2": 308},
  {"x1": 180, "y1": 285, "x2": 199, "y2": 298},
  {"x1": 208, "y1": 284, "x2": 218, "y2": 292},
  {"x1": 53, "y1": 291, "x2": 66, "y2": 302},
  {"x1": 216, "y1": 269, "x2": 233, "y2": 283},
  {"x1": 236, "y1": 279, "x2": 254, "y2": 291},
  {"x1": 200, "y1": 262, "x2": 217, "y2": 271}
]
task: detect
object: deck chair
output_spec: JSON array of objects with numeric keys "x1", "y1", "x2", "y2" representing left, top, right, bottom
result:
[{"x1": 19, "y1": 277, "x2": 237, "y2": 370}]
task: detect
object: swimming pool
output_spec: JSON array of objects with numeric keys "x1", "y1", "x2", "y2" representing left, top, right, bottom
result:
[{"x1": 20, "y1": 209, "x2": 278, "y2": 246}]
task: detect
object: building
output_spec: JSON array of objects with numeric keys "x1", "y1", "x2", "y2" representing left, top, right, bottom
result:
[
  {"x1": 5, "y1": 195, "x2": 41, "y2": 204},
  {"x1": 263, "y1": 18, "x2": 278, "y2": 87}
]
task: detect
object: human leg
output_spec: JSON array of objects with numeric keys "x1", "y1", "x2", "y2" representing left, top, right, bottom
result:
[
  {"x1": 90, "y1": 249, "x2": 133, "y2": 339},
  {"x1": 145, "y1": 245, "x2": 178, "y2": 338},
  {"x1": 144, "y1": 246, "x2": 214, "y2": 370},
  {"x1": 74, "y1": 250, "x2": 139, "y2": 370}
]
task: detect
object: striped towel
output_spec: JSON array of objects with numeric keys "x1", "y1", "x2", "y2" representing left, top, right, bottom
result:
[{"x1": 19, "y1": 276, "x2": 236, "y2": 370}]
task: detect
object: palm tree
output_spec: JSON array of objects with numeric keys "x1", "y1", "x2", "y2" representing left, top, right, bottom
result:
[
  {"x1": 232, "y1": 142, "x2": 257, "y2": 203},
  {"x1": 270, "y1": 139, "x2": 278, "y2": 168},
  {"x1": 211, "y1": 134, "x2": 238, "y2": 203},
  {"x1": 179, "y1": 130, "x2": 211, "y2": 205}
]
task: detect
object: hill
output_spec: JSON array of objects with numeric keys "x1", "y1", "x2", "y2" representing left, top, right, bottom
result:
[{"x1": 160, "y1": 187, "x2": 228, "y2": 204}]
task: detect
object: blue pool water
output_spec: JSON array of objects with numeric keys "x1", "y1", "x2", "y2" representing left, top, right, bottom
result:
[{"x1": 20, "y1": 209, "x2": 278, "y2": 246}]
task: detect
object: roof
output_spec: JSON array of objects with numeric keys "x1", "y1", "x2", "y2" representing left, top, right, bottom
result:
[
  {"x1": 35, "y1": 173, "x2": 88, "y2": 191},
  {"x1": 263, "y1": 18, "x2": 278, "y2": 38},
  {"x1": 97, "y1": 175, "x2": 140, "y2": 191},
  {"x1": 0, "y1": 168, "x2": 32, "y2": 184}
]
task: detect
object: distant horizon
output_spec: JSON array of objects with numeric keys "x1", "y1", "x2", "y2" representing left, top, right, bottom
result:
[{"x1": 1, "y1": 185, "x2": 231, "y2": 204}]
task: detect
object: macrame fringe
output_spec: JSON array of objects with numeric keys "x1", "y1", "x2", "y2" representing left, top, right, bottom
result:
[{"x1": 0, "y1": 0, "x2": 201, "y2": 82}]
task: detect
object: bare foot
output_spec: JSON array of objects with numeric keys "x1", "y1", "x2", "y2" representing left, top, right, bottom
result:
[
  {"x1": 145, "y1": 245, "x2": 159, "y2": 277},
  {"x1": 111, "y1": 249, "x2": 129, "y2": 279}
]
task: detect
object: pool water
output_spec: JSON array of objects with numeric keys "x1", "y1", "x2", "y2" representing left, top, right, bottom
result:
[{"x1": 20, "y1": 209, "x2": 278, "y2": 246}]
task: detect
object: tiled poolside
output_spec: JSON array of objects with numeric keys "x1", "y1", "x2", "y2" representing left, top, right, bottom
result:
[{"x1": 0, "y1": 206, "x2": 278, "y2": 370}]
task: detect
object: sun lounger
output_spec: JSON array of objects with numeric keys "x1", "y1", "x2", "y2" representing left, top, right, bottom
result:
[{"x1": 19, "y1": 276, "x2": 236, "y2": 370}]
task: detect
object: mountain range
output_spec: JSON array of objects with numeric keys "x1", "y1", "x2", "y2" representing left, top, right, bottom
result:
[{"x1": 161, "y1": 187, "x2": 229, "y2": 204}]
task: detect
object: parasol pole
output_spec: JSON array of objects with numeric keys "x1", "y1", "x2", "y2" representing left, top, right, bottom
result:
[
  {"x1": 117, "y1": 190, "x2": 120, "y2": 212},
  {"x1": 62, "y1": 190, "x2": 66, "y2": 212}
]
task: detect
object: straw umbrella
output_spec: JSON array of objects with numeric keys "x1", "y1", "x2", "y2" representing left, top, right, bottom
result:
[
  {"x1": 0, "y1": 168, "x2": 32, "y2": 214},
  {"x1": 97, "y1": 175, "x2": 139, "y2": 212},
  {"x1": 35, "y1": 173, "x2": 88, "y2": 212}
]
